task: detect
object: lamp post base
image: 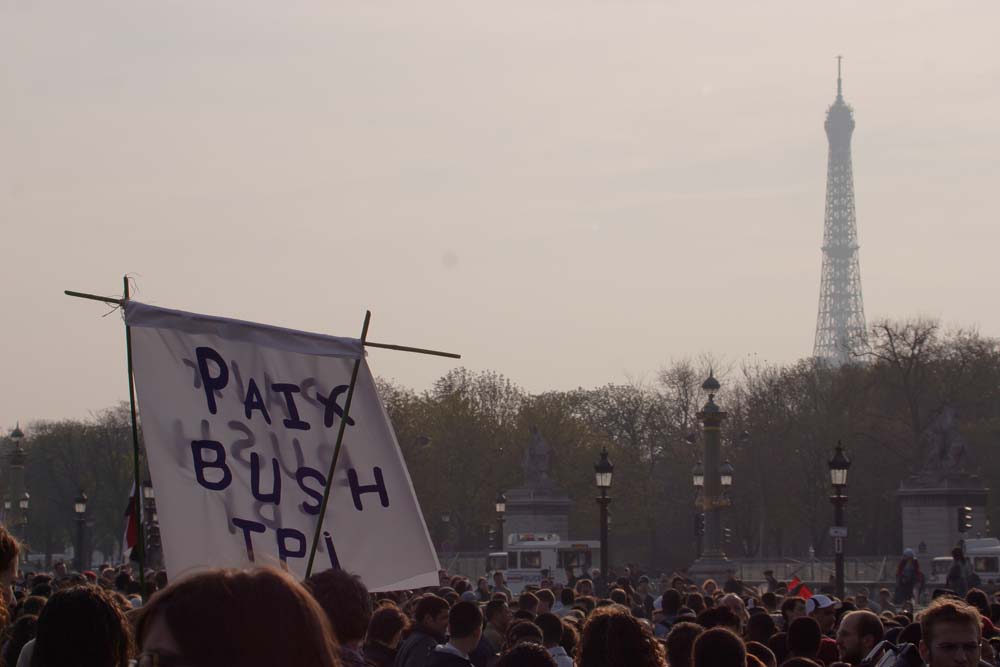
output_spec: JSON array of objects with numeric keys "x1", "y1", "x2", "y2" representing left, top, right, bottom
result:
[{"x1": 687, "y1": 554, "x2": 733, "y2": 585}]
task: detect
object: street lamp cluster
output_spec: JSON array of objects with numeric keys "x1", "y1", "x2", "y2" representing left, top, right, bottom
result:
[{"x1": 484, "y1": 373, "x2": 854, "y2": 590}]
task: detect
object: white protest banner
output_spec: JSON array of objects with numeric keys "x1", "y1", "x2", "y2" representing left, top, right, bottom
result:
[{"x1": 124, "y1": 301, "x2": 440, "y2": 591}]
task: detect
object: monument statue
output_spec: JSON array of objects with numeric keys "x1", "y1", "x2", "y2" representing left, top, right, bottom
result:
[
  {"x1": 521, "y1": 425, "x2": 555, "y2": 489},
  {"x1": 918, "y1": 405, "x2": 970, "y2": 483}
]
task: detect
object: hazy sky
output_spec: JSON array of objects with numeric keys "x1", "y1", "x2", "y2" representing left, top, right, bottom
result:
[{"x1": 3, "y1": 1, "x2": 999, "y2": 429}]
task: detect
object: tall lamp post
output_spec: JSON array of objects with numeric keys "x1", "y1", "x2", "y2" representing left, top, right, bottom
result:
[
  {"x1": 74, "y1": 490, "x2": 88, "y2": 572},
  {"x1": 690, "y1": 372, "x2": 731, "y2": 580},
  {"x1": 829, "y1": 442, "x2": 851, "y2": 600},
  {"x1": 8, "y1": 424, "x2": 27, "y2": 537},
  {"x1": 17, "y1": 492, "x2": 30, "y2": 536},
  {"x1": 692, "y1": 461, "x2": 704, "y2": 557},
  {"x1": 594, "y1": 447, "x2": 614, "y2": 582},
  {"x1": 495, "y1": 493, "x2": 506, "y2": 550}
]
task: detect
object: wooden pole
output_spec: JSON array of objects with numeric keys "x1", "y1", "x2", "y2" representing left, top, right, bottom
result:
[
  {"x1": 122, "y1": 277, "x2": 147, "y2": 596},
  {"x1": 304, "y1": 310, "x2": 371, "y2": 578}
]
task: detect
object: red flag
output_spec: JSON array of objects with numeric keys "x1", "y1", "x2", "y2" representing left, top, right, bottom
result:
[
  {"x1": 122, "y1": 483, "x2": 141, "y2": 559},
  {"x1": 788, "y1": 576, "x2": 813, "y2": 599}
]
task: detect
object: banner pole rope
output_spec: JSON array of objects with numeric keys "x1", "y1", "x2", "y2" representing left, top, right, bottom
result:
[
  {"x1": 122, "y1": 277, "x2": 147, "y2": 597},
  {"x1": 305, "y1": 310, "x2": 371, "y2": 578}
]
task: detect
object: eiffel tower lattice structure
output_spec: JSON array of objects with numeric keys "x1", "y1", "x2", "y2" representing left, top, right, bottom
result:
[{"x1": 813, "y1": 57, "x2": 867, "y2": 364}]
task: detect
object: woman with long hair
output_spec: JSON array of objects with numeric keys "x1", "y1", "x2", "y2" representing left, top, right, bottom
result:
[
  {"x1": 134, "y1": 568, "x2": 339, "y2": 667},
  {"x1": 576, "y1": 606, "x2": 666, "y2": 667}
]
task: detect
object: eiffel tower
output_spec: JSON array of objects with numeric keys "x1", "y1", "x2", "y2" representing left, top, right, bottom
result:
[{"x1": 813, "y1": 57, "x2": 867, "y2": 364}]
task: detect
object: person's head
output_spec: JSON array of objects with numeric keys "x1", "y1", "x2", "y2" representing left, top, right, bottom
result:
[
  {"x1": 836, "y1": 610, "x2": 884, "y2": 666},
  {"x1": 505, "y1": 620, "x2": 544, "y2": 649},
  {"x1": 787, "y1": 616, "x2": 822, "y2": 659},
  {"x1": 496, "y1": 642, "x2": 557, "y2": 667},
  {"x1": 560, "y1": 587, "x2": 575, "y2": 607},
  {"x1": 746, "y1": 611, "x2": 777, "y2": 644},
  {"x1": 702, "y1": 579, "x2": 718, "y2": 595},
  {"x1": 2, "y1": 613, "x2": 38, "y2": 666},
  {"x1": 952, "y1": 547, "x2": 965, "y2": 562},
  {"x1": 367, "y1": 604, "x2": 409, "y2": 649},
  {"x1": 686, "y1": 592, "x2": 706, "y2": 615},
  {"x1": 32, "y1": 586, "x2": 132, "y2": 667},
  {"x1": 0, "y1": 525, "x2": 20, "y2": 609},
  {"x1": 414, "y1": 594, "x2": 451, "y2": 637},
  {"x1": 448, "y1": 600, "x2": 483, "y2": 648},
  {"x1": 965, "y1": 588, "x2": 990, "y2": 617},
  {"x1": 486, "y1": 599, "x2": 512, "y2": 630},
  {"x1": 53, "y1": 561, "x2": 67, "y2": 578},
  {"x1": 135, "y1": 568, "x2": 338, "y2": 667},
  {"x1": 661, "y1": 588, "x2": 682, "y2": 615},
  {"x1": 536, "y1": 588, "x2": 555, "y2": 614},
  {"x1": 665, "y1": 621, "x2": 703, "y2": 667},
  {"x1": 494, "y1": 571, "x2": 505, "y2": 585},
  {"x1": 518, "y1": 591, "x2": 540, "y2": 614},
  {"x1": 806, "y1": 595, "x2": 839, "y2": 634},
  {"x1": 575, "y1": 578, "x2": 594, "y2": 596},
  {"x1": 781, "y1": 596, "x2": 806, "y2": 625},
  {"x1": 696, "y1": 606, "x2": 741, "y2": 633},
  {"x1": 637, "y1": 576, "x2": 650, "y2": 595},
  {"x1": 577, "y1": 606, "x2": 666, "y2": 667},
  {"x1": 609, "y1": 588, "x2": 628, "y2": 605},
  {"x1": 305, "y1": 568, "x2": 371, "y2": 646},
  {"x1": 746, "y1": 641, "x2": 776, "y2": 667},
  {"x1": 919, "y1": 597, "x2": 981, "y2": 667},
  {"x1": 535, "y1": 612, "x2": 564, "y2": 648},
  {"x1": 692, "y1": 626, "x2": 745, "y2": 667},
  {"x1": 720, "y1": 593, "x2": 748, "y2": 629},
  {"x1": 761, "y1": 592, "x2": 778, "y2": 612},
  {"x1": 22, "y1": 594, "x2": 46, "y2": 616}
]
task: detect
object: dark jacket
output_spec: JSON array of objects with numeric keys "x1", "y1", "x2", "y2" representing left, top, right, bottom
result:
[
  {"x1": 395, "y1": 629, "x2": 445, "y2": 667},
  {"x1": 426, "y1": 646, "x2": 474, "y2": 667},
  {"x1": 365, "y1": 641, "x2": 397, "y2": 667}
]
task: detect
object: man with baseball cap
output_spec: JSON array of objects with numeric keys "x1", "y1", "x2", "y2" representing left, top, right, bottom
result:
[{"x1": 806, "y1": 594, "x2": 841, "y2": 664}]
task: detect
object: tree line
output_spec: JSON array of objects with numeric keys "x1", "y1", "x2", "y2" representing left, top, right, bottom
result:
[{"x1": 3, "y1": 319, "x2": 998, "y2": 571}]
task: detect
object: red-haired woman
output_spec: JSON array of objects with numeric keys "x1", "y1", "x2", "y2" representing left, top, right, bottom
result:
[{"x1": 134, "y1": 568, "x2": 340, "y2": 667}]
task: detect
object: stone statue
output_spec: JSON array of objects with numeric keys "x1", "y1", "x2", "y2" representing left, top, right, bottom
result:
[
  {"x1": 919, "y1": 406, "x2": 970, "y2": 481},
  {"x1": 521, "y1": 426, "x2": 555, "y2": 488}
]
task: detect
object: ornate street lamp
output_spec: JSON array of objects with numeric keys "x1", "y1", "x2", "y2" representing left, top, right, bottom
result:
[
  {"x1": 693, "y1": 371, "x2": 729, "y2": 571},
  {"x1": 720, "y1": 460, "x2": 735, "y2": 488},
  {"x1": 495, "y1": 493, "x2": 506, "y2": 550},
  {"x1": 74, "y1": 490, "x2": 88, "y2": 571},
  {"x1": 692, "y1": 461, "x2": 704, "y2": 488},
  {"x1": 829, "y1": 441, "x2": 851, "y2": 599},
  {"x1": 594, "y1": 447, "x2": 614, "y2": 581},
  {"x1": 18, "y1": 492, "x2": 29, "y2": 512}
]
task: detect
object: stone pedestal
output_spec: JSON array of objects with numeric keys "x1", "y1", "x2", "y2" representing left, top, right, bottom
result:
[
  {"x1": 503, "y1": 486, "x2": 573, "y2": 541},
  {"x1": 897, "y1": 473, "x2": 989, "y2": 571},
  {"x1": 688, "y1": 555, "x2": 733, "y2": 585}
]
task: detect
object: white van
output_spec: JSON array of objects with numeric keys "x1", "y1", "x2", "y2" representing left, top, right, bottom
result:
[
  {"x1": 487, "y1": 533, "x2": 600, "y2": 595},
  {"x1": 928, "y1": 538, "x2": 1000, "y2": 591}
]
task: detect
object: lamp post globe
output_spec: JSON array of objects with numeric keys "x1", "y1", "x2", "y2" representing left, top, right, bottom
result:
[
  {"x1": 18, "y1": 492, "x2": 29, "y2": 512},
  {"x1": 720, "y1": 460, "x2": 735, "y2": 488},
  {"x1": 692, "y1": 461, "x2": 704, "y2": 488},
  {"x1": 74, "y1": 490, "x2": 88, "y2": 516},
  {"x1": 494, "y1": 492, "x2": 506, "y2": 550},
  {"x1": 829, "y1": 442, "x2": 851, "y2": 489}
]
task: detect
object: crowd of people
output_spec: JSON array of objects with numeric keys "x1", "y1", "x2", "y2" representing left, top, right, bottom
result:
[{"x1": 1, "y1": 523, "x2": 999, "y2": 667}]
